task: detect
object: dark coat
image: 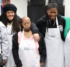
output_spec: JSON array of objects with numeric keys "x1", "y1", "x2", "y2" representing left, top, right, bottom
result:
[
  {"x1": 36, "y1": 14, "x2": 65, "y2": 41},
  {"x1": 12, "y1": 32, "x2": 46, "y2": 67}
]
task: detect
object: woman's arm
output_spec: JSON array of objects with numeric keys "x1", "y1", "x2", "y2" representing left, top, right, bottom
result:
[
  {"x1": 31, "y1": 22, "x2": 39, "y2": 34},
  {"x1": 12, "y1": 33, "x2": 22, "y2": 67},
  {"x1": 0, "y1": 26, "x2": 9, "y2": 65},
  {"x1": 31, "y1": 23, "x2": 40, "y2": 41},
  {"x1": 60, "y1": 16, "x2": 65, "y2": 41},
  {"x1": 39, "y1": 33, "x2": 46, "y2": 64}
]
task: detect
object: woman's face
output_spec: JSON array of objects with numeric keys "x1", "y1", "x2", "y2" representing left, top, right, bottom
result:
[
  {"x1": 6, "y1": 11, "x2": 15, "y2": 21},
  {"x1": 22, "y1": 18, "x2": 31, "y2": 31},
  {"x1": 47, "y1": 8, "x2": 58, "y2": 20}
]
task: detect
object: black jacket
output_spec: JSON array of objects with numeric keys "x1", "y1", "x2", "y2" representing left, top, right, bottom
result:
[
  {"x1": 36, "y1": 14, "x2": 65, "y2": 41},
  {"x1": 12, "y1": 32, "x2": 46, "y2": 67},
  {"x1": 31, "y1": 22, "x2": 39, "y2": 34}
]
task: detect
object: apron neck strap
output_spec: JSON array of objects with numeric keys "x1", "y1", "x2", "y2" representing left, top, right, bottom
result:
[
  {"x1": 21, "y1": 31, "x2": 24, "y2": 40},
  {"x1": 56, "y1": 17, "x2": 59, "y2": 28}
]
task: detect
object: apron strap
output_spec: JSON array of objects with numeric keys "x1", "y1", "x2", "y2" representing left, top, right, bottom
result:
[
  {"x1": 56, "y1": 17, "x2": 59, "y2": 28},
  {"x1": 22, "y1": 31, "x2": 24, "y2": 40}
]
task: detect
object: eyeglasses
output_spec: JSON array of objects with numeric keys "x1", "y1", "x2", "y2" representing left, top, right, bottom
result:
[{"x1": 23, "y1": 22, "x2": 30, "y2": 25}]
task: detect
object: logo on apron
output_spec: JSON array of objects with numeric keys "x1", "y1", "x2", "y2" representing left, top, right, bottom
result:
[
  {"x1": 59, "y1": 25, "x2": 63, "y2": 32},
  {"x1": 24, "y1": 47, "x2": 29, "y2": 50},
  {"x1": 24, "y1": 47, "x2": 35, "y2": 50}
]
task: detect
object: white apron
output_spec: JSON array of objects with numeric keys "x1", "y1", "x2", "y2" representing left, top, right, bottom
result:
[
  {"x1": 65, "y1": 30, "x2": 70, "y2": 67},
  {"x1": 5, "y1": 25, "x2": 16, "y2": 67},
  {"x1": 44, "y1": 17, "x2": 64, "y2": 67},
  {"x1": 19, "y1": 31, "x2": 40, "y2": 67}
]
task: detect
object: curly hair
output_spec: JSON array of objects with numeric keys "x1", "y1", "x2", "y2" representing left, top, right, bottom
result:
[{"x1": 1, "y1": 12, "x2": 21, "y2": 33}]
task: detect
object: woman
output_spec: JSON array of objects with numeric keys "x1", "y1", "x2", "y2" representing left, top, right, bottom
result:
[
  {"x1": 1, "y1": 4, "x2": 39, "y2": 67},
  {"x1": 62, "y1": 16, "x2": 70, "y2": 67},
  {"x1": 65, "y1": 29, "x2": 70, "y2": 67},
  {"x1": 0, "y1": 21, "x2": 9, "y2": 66},
  {"x1": 64, "y1": 17, "x2": 70, "y2": 67},
  {"x1": 36, "y1": 2, "x2": 65, "y2": 67},
  {"x1": 12, "y1": 16, "x2": 46, "y2": 67}
]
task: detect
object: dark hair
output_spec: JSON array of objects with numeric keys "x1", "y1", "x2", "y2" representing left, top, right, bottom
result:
[
  {"x1": 1, "y1": 12, "x2": 21, "y2": 33},
  {"x1": 47, "y1": 2, "x2": 58, "y2": 10}
]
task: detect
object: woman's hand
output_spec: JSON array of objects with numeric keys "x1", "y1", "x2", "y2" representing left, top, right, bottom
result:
[
  {"x1": 40, "y1": 62, "x2": 44, "y2": 67},
  {"x1": 3, "y1": 60, "x2": 7, "y2": 65},
  {"x1": 33, "y1": 33, "x2": 40, "y2": 41}
]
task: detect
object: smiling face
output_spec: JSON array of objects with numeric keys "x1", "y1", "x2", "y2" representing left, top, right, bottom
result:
[
  {"x1": 6, "y1": 11, "x2": 15, "y2": 21},
  {"x1": 47, "y1": 8, "x2": 58, "y2": 20},
  {"x1": 22, "y1": 17, "x2": 31, "y2": 32}
]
